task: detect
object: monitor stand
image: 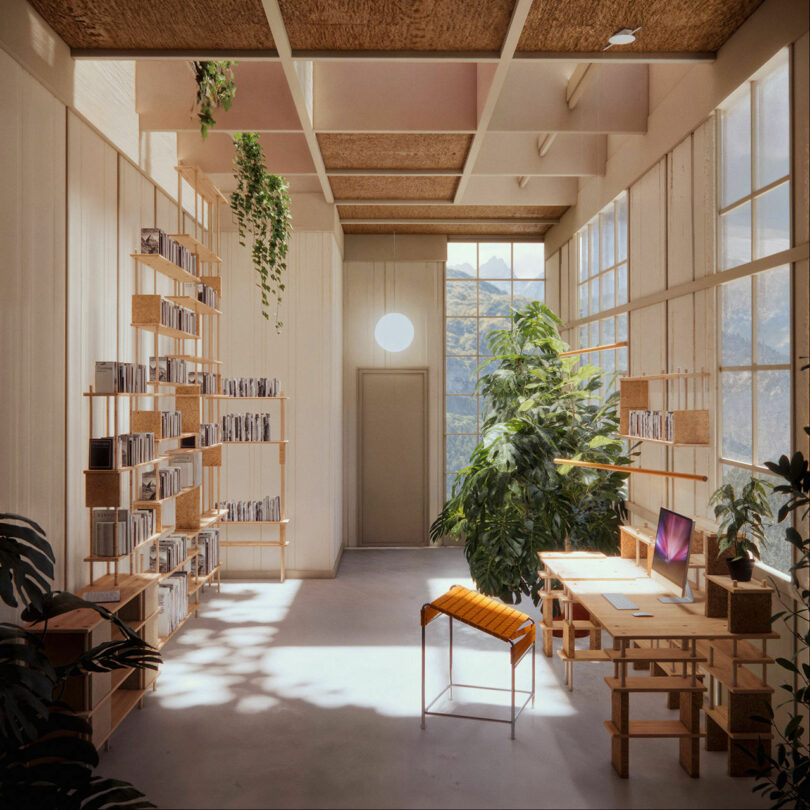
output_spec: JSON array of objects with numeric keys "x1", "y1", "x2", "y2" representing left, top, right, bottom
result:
[{"x1": 658, "y1": 581, "x2": 694, "y2": 605}]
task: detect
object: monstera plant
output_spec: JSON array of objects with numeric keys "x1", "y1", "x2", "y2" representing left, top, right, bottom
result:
[
  {"x1": 430, "y1": 303, "x2": 632, "y2": 604},
  {"x1": 0, "y1": 513, "x2": 160, "y2": 809}
]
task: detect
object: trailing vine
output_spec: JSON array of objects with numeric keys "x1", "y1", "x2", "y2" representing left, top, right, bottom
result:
[
  {"x1": 193, "y1": 60, "x2": 237, "y2": 138},
  {"x1": 230, "y1": 132, "x2": 292, "y2": 330}
]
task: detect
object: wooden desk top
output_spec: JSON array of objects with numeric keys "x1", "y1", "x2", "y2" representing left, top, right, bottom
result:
[{"x1": 539, "y1": 553, "x2": 647, "y2": 581}]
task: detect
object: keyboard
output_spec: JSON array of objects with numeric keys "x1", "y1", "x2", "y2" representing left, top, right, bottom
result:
[{"x1": 603, "y1": 593, "x2": 639, "y2": 610}]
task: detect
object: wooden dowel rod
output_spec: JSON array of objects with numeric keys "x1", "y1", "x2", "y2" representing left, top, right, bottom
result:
[
  {"x1": 559, "y1": 341, "x2": 628, "y2": 357},
  {"x1": 553, "y1": 457, "x2": 708, "y2": 482}
]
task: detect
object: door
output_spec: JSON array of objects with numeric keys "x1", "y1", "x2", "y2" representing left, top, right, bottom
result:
[{"x1": 358, "y1": 369, "x2": 428, "y2": 546}]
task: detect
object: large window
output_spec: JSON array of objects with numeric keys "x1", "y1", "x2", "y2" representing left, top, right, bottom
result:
[
  {"x1": 445, "y1": 241, "x2": 544, "y2": 498},
  {"x1": 718, "y1": 51, "x2": 792, "y2": 574},
  {"x1": 575, "y1": 192, "x2": 629, "y2": 379}
]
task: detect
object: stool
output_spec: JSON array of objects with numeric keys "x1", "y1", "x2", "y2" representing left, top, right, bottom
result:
[{"x1": 421, "y1": 584, "x2": 536, "y2": 739}]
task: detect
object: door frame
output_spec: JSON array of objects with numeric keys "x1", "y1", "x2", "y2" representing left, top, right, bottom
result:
[{"x1": 357, "y1": 367, "x2": 429, "y2": 546}]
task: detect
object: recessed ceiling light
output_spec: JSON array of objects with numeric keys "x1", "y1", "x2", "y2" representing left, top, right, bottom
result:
[{"x1": 607, "y1": 27, "x2": 640, "y2": 46}]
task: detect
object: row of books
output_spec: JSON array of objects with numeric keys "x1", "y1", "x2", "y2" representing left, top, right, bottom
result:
[
  {"x1": 200, "y1": 423, "x2": 220, "y2": 447},
  {"x1": 149, "y1": 534, "x2": 188, "y2": 574},
  {"x1": 91, "y1": 508, "x2": 155, "y2": 557},
  {"x1": 627, "y1": 410, "x2": 675, "y2": 442},
  {"x1": 221, "y1": 413, "x2": 272, "y2": 443},
  {"x1": 141, "y1": 228, "x2": 198, "y2": 277},
  {"x1": 188, "y1": 370, "x2": 219, "y2": 394},
  {"x1": 219, "y1": 496, "x2": 281, "y2": 523},
  {"x1": 150, "y1": 356, "x2": 188, "y2": 384},
  {"x1": 158, "y1": 573, "x2": 189, "y2": 638},
  {"x1": 160, "y1": 411, "x2": 182, "y2": 438},
  {"x1": 196, "y1": 529, "x2": 220, "y2": 576},
  {"x1": 221, "y1": 377, "x2": 281, "y2": 398},
  {"x1": 197, "y1": 283, "x2": 218, "y2": 310},
  {"x1": 89, "y1": 432, "x2": 155, "y2": 470},
  {"x1": 94, "y1": 361, "x2": 147, "y2": 394},
  {"x1": 140, "y1": 466, "x2": 182, "y2": 501},
  {"x1": 158, "y1": 298, "x2": 198, "y2": 336}
]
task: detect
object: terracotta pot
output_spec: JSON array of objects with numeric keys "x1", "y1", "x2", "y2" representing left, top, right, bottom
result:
[{"x1": 726, "y1": 556, "x2": 754, "y2": 582}]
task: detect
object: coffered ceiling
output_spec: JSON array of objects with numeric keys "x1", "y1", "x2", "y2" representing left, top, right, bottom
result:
[{"x1": 29, "y1": 0, "x2": 765, "y2": 237}]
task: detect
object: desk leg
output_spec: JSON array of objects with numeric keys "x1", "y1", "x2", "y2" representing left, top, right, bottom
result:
[
  {"x1": 611, "y1": 691, "x2": 630, "y2": 778},
  {"x1": 542, "y1": 589, "x2": 554, "y2": 657},
  {"x1": 421, "y1": 625, "x2": 426, "y2": 730},
  {"x1": 448, "y1": 616, "x2": 453, "y2": 699},
  {"x1": 679, "y1": 690, "x2": 701, "y2": 777}
]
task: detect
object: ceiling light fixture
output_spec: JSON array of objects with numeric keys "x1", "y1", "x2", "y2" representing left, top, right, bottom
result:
[{"x1": 604, "y1": 27, "x2": 641, "y2": 50}]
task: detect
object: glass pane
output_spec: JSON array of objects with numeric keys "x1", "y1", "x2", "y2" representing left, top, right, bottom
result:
[
  {"x1": 616, "y1": 193, "x2": 628, "y2": 262},
  {"x1": 721, "y1": 371, "x2": 752, "y2": 463},
  {"x1": 601, "y1": 207, "x2": 615, "y2": 270},
  {"x1": 446, "y1": 318, "x2": 476, "y2": 356},
  {"x1": 617, "y1": 313, "x2": 628, "y2": 342},
  {"x1": 760, "y1": 473, "x2": 791, "y2": 573},
  {"x1": 446, "y1": 357, "x2": 476, "y2": 395},
  {"x1": 589, "y1": 321, "x2": 599, "y2": 348},
  {"x1": 446, "y1": 396, "x2": 477, "y2": 434},
  {"x1": 479, "y1": 280, "x2": 511, "y2": 316},
  {"x1": 446, "y1": 433, "x2": 478, "y2": 474},
  {"x1": 617, "y1": 263, "x2": 628, "y2": 305},
  {"x1": 447, "y1": 242, "x2": 477, "y2": 278},
  {"x1": 755, "y1": 60, "x2": 790, "y2": 188},
  {"x1": 721, "y1": 276, "x2": 752, "y2": 366},
  {"x1": 514, "y1": 243, "x2": 544, "y2": 279},
  {"x1": 446, "y1": 281, "x2": 477, "y2": 316},
  {"x1": 720, "y1": 202, "x2": 751, "y2": 270},
  {"x1": 601, "y1": 317, "x2": 615, "y2": 345},
  {"x1": 579, "y1": 325, "x2": 588, "y2": 348},
  {"x1": 446, "y1": 473, "x2": 457, "y2": 501},
  {"x1": 757, "y1": 370, "x2": 790, "y2": 465},
  {"x1": 513, "y1": 280, "x2": 544, "y2": 308},
  {"x1": 478, "y1": 358, "x2": 498, "y2": 381},
  {"x1": 754, "y1": 182, "x2": 790, "y2": 259},
  {"x1": 601, "y1": 270, "x2": 615, "y2": 310},
  {"x1": 756, "y1": 265, "x2": 790, "y2": 364},
  {"x1": 590, "y1": 277, "x2": 599, "y2": 314},
  {"x1": 721, "y1": 89, "x2": 751, "y2": 207},
  {"x1": 479, "y1": 318, "x2": 510, "y2": 355},
  {"x1": 589, "y1": 224, "x2": 599, "y2": 278},
  {"x1": 579, "y1": 283, "x2": 588, "y2": 318},
  {"x1": 578, "y1": 231, "x2": 588, "y2": 282},
  {"x1": 479, "y1": 243, "x2": 510, "y2": 278},
  {"x1": 617, "y1": 346, "x2": 628, "y2": 372}
]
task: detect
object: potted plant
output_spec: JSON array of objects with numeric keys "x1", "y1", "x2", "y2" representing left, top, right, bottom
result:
[{"x1": 708, "y1": 478, "x2": 772, "y2": 581}]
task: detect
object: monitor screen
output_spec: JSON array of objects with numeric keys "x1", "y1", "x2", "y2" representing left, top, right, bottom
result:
[{"x1": 651, "y1": 508, "x2": 694, "y2": 596}]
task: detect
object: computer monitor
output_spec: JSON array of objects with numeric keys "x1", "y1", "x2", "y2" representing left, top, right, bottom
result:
[{"x1": 650, "y1": 508, "x2": 695, "y2": 604}]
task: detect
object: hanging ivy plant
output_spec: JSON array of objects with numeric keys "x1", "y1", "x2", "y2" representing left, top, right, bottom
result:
[
  {"x1": 193, "y1": 60, "x2": 237, "y2": 139},
  {"x1": 230, "y1": 132, "x2": 292, "y2": 330}
]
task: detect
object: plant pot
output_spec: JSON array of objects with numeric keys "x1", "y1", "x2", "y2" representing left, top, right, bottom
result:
[
  {"x1": 726, "y1": 556, "x2": 754, "y2": 582},
  {"x1": 551, "y1": 601, "x2": 591, "y2": 638}
]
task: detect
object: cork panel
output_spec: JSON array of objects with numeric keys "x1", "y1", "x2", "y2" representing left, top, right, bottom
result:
[
  {"x1": 338, "y1": 204, "x2": 567, "y2": 220},
  {"x1": 318, "y1": 134, "x2": 472, "y2": 170},
  {"x1": 671, "y1": 410, "x2": 710, "y2": 444},
  {"x1": 517, "y1": 0, "x2": 764, "y2": 54},
  {"x1": 85, "y1": 472, "x2": 126, "y2": 508},
  {"x1": 279, "y1": 0, "x2": 513, "y2": 52},
  {"x1": 175, "y1": 486, "x2": 201, "y2": 531},
  {"x1": 132, "y1": 411, "x2": 162, "y2": 438},
  {"x1": 342, "y1": 223, "x2": 553, "y2": 236},
  {"x1": 619, "y1": 379, "x2": 649, "y2": 410},
  {"x1": 727, "y1": 592, "x2": 772, "y2": 634},
  {"x1": 29, "y1": 0, "x2": 275, "y2": 49},
  {"x1": 728, "y1": 692, "x2": 771, "y2": 734},
  {"x1": 202, "y1": 445, "x2": 222, "y2": 467},
  {"x1": 329, "y1": 175, "x2": 457, "y2": 200}
]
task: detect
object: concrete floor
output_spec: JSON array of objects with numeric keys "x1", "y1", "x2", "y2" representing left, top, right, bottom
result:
[{"x1": 101, "y1": 548, "x2": 768, "y2": 809}]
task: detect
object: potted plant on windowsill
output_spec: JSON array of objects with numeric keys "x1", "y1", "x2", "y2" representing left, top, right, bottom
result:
[{"x1": 708, "y1": 478, "x2": 773, "y2": 581}]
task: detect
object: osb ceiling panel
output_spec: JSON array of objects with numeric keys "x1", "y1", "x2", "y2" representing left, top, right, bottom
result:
[
  {"x1": 28, "y1": 0, "x2": 275, "y2": 49},
  {"x1": 343, "y1": 223, "x2": 552, "y2": 235},
  {"x1": 338, "y1": 205, "x2": 567, "y2": 219},
  {"x1": 317, "y1": 134, "x2": 473, "y2": 170},
  {"x1": 279, "y1": 0, "x2": 514, "y2": 51},
  {"x1": 329, "y1": 176, "x2": 458, "y2": 200},
  {"x1": 517, "y1": 0, "x2": 764, "y2": 53}
]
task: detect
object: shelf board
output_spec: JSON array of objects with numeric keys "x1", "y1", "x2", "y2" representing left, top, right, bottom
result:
[
  {"x1": 84, "y1": 390, "x2": 174, "y2": 398},
  {"x1": 605, "y1": 720, "x2": 703, "y2": 739},
  {"x1": 161, "y1": 354, "x2": 222, "y2": 366},
  {"x1": 703, "y1": 705, "x2": 772, "y2": 739},
  {"x1": 85, "y1": 455, "x2": 168, "y2": 473},
  {"x1": 221, "y1": 519, "x2": 290, "y2": 525},
  {"x1": 84, "y1": 528, "x2": 174, "y2": 564},
  {"x1": 221, "y1": 540, "x2": 290, "y2": 547},
  {"x1": 156, "y1": 432, "x2": 196, "y2": 443},
  {"x1": 619, "y1": 434, "x2": 709, "y2": 447},
  {"x1": 132, "y1": 322, "x2": 199, "y2": 341},
  {"x1": 175, "y1": 164, "x2": 229, "y2": 205},
  {"x1": 157, "y1": 604, "x2": 197, "y2": 649},
  {"x1": 133, "y1": 483, "x2": 201, "y2": 508},
  {"x1": 222, "y1": 440, "x2": 288, "y2": 445},
  {"x1": 105, "y1": 686, "x2": 148, "y2": 743},
  {"x1": 166, "y1": 295, "x2": 221, "y2": 317},
  {"x1": 131, "y1": 252, "x2": 199, "y2": 284},
  {"x1": 207, "y1": 395, "x2": 288, "y2": 400},
  {"x1": 168, "y1": 233, "x2": 222, "y2": 264},
  {"x1": 155, "y1": 549, "x2": 200, "y2": 582}
]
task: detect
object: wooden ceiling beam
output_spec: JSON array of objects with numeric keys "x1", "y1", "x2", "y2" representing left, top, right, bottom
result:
[
  {"x1": 71, "y1": 49, "x2": 279, "y2": 59},
  {"x1": 342, "y1": 218, "x2": 559, "y2": 225},
  {"x1": 285, "y1": 50, "x2": 715, "y2": 63},
  {"x1": 515, "y1": 51, "x2": 715, "y2": 63}
]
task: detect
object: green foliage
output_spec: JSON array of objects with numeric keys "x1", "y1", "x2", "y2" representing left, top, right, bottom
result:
[
  {"x1": 748, "y1": 439, "x2": 810, "y2": 809},
  {"x1": 430, "y1": 303, "x2": 633, "y2": 604},
  {"x1": 230, "y1": 133, "x2": 292, "y2": 331},
  {"x1": 193, "y1": 60, "x2": 236, "y2": 139},
  {"x1": 0, "y1": 513, "x2": 158, "y2": 809},
  {"x1": 708, "y1": 478, "x2": 773, "y2": 561}
]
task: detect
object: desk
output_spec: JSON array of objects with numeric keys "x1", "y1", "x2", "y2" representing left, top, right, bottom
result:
[{"x1": 538, "y1": 552, "x2": 777, "y2": 778}]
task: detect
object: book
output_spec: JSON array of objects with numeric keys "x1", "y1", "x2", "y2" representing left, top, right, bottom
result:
[{"x1": 89, "y1": 437, "x2": 115, "y2": 470}]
